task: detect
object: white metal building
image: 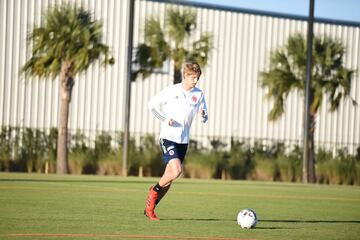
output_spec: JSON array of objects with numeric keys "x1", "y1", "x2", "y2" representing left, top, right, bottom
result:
[{"x1": 0, "y1": 0, "x2": 359, "y2": 151}]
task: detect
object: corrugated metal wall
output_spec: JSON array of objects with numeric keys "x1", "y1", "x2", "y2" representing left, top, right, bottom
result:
[
  {"x1": 1, "y1": 0, "x2": 359, "y2": 151},
  {"x1": 0, "y1": 0, "x2": 130, "y2": 138}
]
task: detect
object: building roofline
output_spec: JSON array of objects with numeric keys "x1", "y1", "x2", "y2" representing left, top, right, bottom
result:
[{"x1": 149, "y1": 0, "x2": 360, "y2": 28}]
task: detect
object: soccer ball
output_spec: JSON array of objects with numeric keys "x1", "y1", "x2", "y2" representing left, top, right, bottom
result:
[{"x1": 237, "y1": 208, "x2": 258, "y2": 229}]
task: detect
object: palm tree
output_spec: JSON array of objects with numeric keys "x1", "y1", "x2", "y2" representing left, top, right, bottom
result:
[
  {"x1": 22, "y1": 4, "x2": 114, "y2": 174},
  {"x1": 133, "y1": 8, "x2": 212, "y2": 84},
  {"x1": 261, "y1": 34, "x2": 356, "y2": 183}
]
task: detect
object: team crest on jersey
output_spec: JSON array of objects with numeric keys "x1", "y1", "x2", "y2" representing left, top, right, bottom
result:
[{"x1": 191, "y1": 95, "x2": 197, "y2": 103}]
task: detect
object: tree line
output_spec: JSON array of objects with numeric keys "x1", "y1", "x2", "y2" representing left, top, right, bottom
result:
[{"x1": 0, "y1": 126, "x2": 359, "y2": 185}]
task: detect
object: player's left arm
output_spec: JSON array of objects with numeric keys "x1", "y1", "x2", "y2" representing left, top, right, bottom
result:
[{"x1": 198, "y1": 94, "x2": 208, "y2": 123}]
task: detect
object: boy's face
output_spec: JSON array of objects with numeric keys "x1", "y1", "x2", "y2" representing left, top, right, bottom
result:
[{"x1": 183, "y1": 72, "x2": 200, "y2": 89}]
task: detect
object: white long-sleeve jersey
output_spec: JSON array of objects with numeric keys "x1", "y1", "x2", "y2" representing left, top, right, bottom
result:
[{"x1": 148, "y1": 83, "x2": 208, "y2": 144}]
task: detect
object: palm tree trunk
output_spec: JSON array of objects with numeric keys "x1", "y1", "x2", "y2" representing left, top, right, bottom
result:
[
  {"x1": 173, "y1": 68, "x2": 182, "y2": 84},
  {"x1": 308, "y1": 112, "x2": 316, "y2": 183},
  {"x1": 56, "y1": 62, "x2": 74, "y2": 174},
  {"x1": 303, "y1": 83, "x2": 318, "y2": 183}
]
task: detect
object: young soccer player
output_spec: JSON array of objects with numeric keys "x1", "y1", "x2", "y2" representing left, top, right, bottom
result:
[{"x1": 144, "y1": 62, "x2": 208, "y2": 220}]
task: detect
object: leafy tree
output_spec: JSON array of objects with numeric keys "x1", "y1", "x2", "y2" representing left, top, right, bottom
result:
[
  {"x1": 22, "y1": 4, "x2": 114, "y2": 174},
  {"x1": 133, "y1": 8, "x2": 212, "y2": 84},
  {"x1": 261, "y1": 34, "x2": 356, "y2": 183}
]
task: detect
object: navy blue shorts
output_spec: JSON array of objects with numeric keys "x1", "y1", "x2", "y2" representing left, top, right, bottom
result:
[{"x1": 159, "y1": 139, "x2": 188, "y2": 164}]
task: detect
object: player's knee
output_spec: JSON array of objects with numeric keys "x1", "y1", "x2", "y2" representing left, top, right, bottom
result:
[
  {"x1": 169, "y1": 168, "x2": 181, "y2": 179},
  {"x1": 173, "y1": 168, "x2": 182, "y2": 178}
]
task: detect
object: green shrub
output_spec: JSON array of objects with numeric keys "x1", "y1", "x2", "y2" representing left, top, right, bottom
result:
[
  {"x1": 43, "y1": 128, "x2": 58, "y2": 173},
  {"x1": 137, "y1": 135, "x2": 162, "y2": 177},
  {"x1": 0, "y1": 126, "x2": 12, "y2": 171},
  {"x1": 125, "y1": 138, "x2": 140, "y2": 176},
  {"x1": 97, "y1": 152, "x2": 122, "y2": 175},
  {"x1": 316, "y1": 148, "x2": 333, "y2": 184},
  {"x1": 356, "y1": 147, "x2": 360, "y2": 185},
  {"x1": 97, "y1": 131, "x2": 125, "y2": 176},
  {"x1": 316, "y1": 147, "x2": 359, "y2": 185},
  {"x1": 276, "y1": 145, "x2": 302, "y2": 182},
  {"x1": 185, "y1": 150, "x2": 216, "y2": 179},
  {"x1": 9, "y1": 127, "x2": 24, "y2": 171},
  {"x1": 251, "y1": 142, "x2": 278, "y2": 181},
  {"x1": 88, "y1": 131, "x2": 114, "y2": 174},
  {"x1": 69, "y1": 130, "x2": 89, "y2": 174},
  {"x1": 1, "y1": 126, "x2": 359, "y2": 185},
  {"x1": 336, "y1": 148, "x2": 358, "y2": 185},
  {"x1": 228, "y1": 141, "x2": 254, "y2": 179},
  {"x1": 20, "y1": 128, "x2": 48, "y2": 173},
  {"x1": 69, "y1": 150, "x2": 90, "y2": 174},
  {"x1": 209, "y1": 139, "x2": 229, "y2": 179}
]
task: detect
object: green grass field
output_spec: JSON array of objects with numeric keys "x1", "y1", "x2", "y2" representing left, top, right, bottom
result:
[{"x1": 0, "y1": 173, "x2": 359, "y2": 240}]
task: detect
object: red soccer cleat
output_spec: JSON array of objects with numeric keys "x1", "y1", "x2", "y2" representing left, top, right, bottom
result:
[{"x1": 144, "y1": 186, "x2": 159, "y2": 220}]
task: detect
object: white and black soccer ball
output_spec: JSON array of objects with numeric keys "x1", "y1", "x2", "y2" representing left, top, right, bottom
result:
[{"x1": 237, "y1": 208, "x2": 258, "y2": 229}]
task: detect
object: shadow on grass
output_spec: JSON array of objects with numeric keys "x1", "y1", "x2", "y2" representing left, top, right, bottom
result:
[
  {"x1": 161, "y1": 218, "x2": 232, "y2": 221},
  {"x1": 161, "y1": 218, "x2": 284, "y2": 229},
  {"x1": 253, "y1": 227, "x2": 286, "y2": 229},
  {"x1": 261, "y1": 219, "x2": 360, "y2": 224},
  {"x1": 0, "y1": 178, "x2": 155, "y2": 185},
  {"x1": 161, "y1": 218, "x2": 289, "y2": 229},
  {"x1": 161, "y1": 218, "x2": 359, "y2": 229}
]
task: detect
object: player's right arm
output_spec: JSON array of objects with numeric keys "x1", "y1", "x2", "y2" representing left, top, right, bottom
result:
[{"x1": 148, "y1": 87, "x2": 173, "y2": 125}]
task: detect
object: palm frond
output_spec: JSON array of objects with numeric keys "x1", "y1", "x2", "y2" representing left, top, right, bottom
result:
[
  {"x1": 144, "y1": 18, "x2": 170, "y2": 65},
  {"x1": 188, "y1": 33, "x2": 213, "y2": 66},
  {"x1": 268, "y1": 97, "x2": 285, "y2": 121},
  {"x1": 22, "y1": 3, "x2": 114, "y2": 79},
  {"x1": 261, "y1": 33, "x2": 356, "y2": 120},
  {"x1": 166, "y1": 8, "x2": 196, "y2": 46},
  {"x1": 133, "y1": 8, "x2": 212, "y2": 82}
]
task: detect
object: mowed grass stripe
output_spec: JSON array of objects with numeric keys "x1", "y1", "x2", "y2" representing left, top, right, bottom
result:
[
  {"x1": 1, "y1": 173, "x2": 360, "y2": 240},
  {"x1": 6, "y1": 233, "x2": 256, "y2": 240},
  {"x1": 0, "y1": 183, "x2": 359, "y2": 203}
]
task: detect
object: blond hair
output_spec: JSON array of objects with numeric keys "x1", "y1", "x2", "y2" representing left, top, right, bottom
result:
[{"x1": 183, "y1": 62, "x2": 202, "y2": 78}]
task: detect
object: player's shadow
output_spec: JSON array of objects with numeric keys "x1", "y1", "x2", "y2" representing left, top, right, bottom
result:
[{"x1": 161, "y1": 218, "x2": 231, "y2": 222}]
